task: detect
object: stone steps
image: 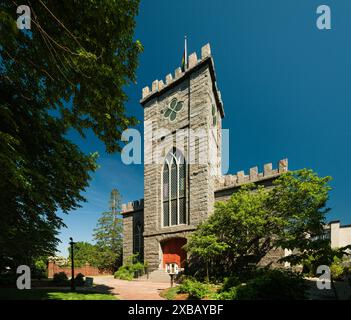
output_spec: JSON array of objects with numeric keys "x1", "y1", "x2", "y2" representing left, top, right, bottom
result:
[{"x1": 136, "y1": 269, "x2": 171, "y2": 283}]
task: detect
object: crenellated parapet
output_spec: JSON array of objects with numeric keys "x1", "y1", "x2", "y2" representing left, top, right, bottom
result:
[
  {"x1": 121, "y1": 198, "x2": 144, "y2": 214},
  {"x1": 215, "y1": 159, "x2": 288, "y2": 191},
  {"x1": 140, "y1": 43, "x2": 224, "y2": 117}
]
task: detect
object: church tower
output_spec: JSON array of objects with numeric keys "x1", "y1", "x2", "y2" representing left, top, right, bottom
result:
[
  {"x1": 121, "y1": 43, "x2": 289, "y2": 273},
  {"x1": 139, "y1": 43, "x2": 224, "y2": 271}
]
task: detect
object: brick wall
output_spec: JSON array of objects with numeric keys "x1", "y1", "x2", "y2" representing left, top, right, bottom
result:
[{"x1": 47, "y1": 261, "x2": 111, "y2": 278}]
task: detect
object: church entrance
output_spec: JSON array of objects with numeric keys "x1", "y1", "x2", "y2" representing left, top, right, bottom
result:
[{"x1": 161, "y1": 238, "x2": 187, "y2": 270}]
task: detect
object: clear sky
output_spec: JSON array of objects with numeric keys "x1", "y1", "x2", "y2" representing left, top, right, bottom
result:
[{"x1": 57, "y1": 0, "x2": 351, "y2": 256}]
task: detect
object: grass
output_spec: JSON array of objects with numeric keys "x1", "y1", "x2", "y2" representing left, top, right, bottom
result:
[
  {"x1": 0, "y1": 288, "x2": 117, "y2": 300},
  {"x1": 160, "y1": 286, "x2": 179, "y2": 300},
  {"x1": 160, "y1": 283, "x2": 221, "y2": 300}
]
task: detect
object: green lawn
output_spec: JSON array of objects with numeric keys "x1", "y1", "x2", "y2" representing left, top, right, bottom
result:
[
  {"x1": 160, "y1": 286, "x2": 179, "y2": 300},
  {"x1": 0, "y1": 288, "x2": 117, "y2": 300}
]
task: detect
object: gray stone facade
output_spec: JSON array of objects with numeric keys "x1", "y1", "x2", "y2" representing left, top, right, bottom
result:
[{"x1": 121, "y1": 43, "x2": 288, "y2": 271}]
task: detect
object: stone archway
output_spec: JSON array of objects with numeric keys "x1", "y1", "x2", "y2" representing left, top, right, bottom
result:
[{"x1": 161, "y1": 237, "x2": 187, "y2": 269}]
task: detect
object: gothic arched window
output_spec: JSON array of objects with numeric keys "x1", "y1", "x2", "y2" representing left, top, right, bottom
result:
[
  {"x1": 162, "y1": 149, "x2": 186, "y2": 227},
  {"x1": 133, "y1": 222, "x2": 143, "y2": 260}
]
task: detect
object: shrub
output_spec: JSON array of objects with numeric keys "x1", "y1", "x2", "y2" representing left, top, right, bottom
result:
[
  {"x1": 0, "y1": 273, "x2": 17, "y2": 286},
  {"x1": 114, "y1": 255, "x2": 145, "y2": 281},
  {"x1": 218, "y1": 269, "x2": 307, "y2": 300},
  {"x1": 217, "y1": 286, "x2": 238, "y2": 300},
  {"x1": 52, "y1": 272, "x2": 68, "y2": 285},
  {"x1": 131, "y1": 262, "x2": 145, "y2": 277},
  {"x1": 32, "y1": 259, "x2": 47, "y2": 280},
  {"x1": 75, "y1": 273, "x2": 85, "y2": 286},
  {"x1": 301, "y1": 254, "x2": 318, "y2": 277},
  {"x1": 176, "y1": 274, "x2": 195, "y2": 284},
  {"x1": 114, "y1": 266, "x2": 134, "y2": 281},
  {"x1": 221, "y1": 275, "x2": 240, "y2": 292},
  {"x1": 242, "y1": 269, "x2": 306, "y2": 300},
  {"x1": 330, "y1": 257, "x2": 345, "y2": 280},
  {"x1": 178, "y1": 279, "x2": 211, "y2": 300}
]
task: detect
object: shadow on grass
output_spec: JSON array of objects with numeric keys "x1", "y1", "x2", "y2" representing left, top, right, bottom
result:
[{"x1": 0, "y1": 283, "x2": 117, "y2": 300}]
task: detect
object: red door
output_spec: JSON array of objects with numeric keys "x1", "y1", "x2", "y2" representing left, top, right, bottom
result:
[{"x1": 162, "y1": 238, "x2": 187, "y2": 269}]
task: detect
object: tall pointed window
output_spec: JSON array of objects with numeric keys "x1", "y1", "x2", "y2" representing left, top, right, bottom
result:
[
  {"x1": 162, "y1": 148, "x2": 186, "y2": 227},
  {"x1": 133, "y1": 222, "x2": 143, "y2": 260}
]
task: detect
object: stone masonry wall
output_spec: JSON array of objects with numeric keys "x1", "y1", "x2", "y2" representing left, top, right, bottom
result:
[
  {"x1": 214, "y1": 159, "x2": 288, "y2": 203},
  {"x1": 139, "y1": 44, "x2": 223, "y2": 271},
  {"x1": 121, "y1": 43, "x2": 288, "y2": 271},
  {"x1": 122, "y1": 158, "x2": 289, "y2": 269},
  {"x1": 122, "y1": 206, "x2": 143, "y2": 265},
  {"x1": 122, "y1": 212, "x2": 133, "y2": 265}
]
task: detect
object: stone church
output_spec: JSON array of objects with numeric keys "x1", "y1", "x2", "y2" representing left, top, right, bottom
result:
[{"x1": 121, "y1": 43, "x2": 288, "y2": 273}]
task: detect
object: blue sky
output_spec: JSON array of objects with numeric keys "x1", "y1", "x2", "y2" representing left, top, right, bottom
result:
[{"x1": 57, "y1": 0, "x2": 351, "y2": 256}]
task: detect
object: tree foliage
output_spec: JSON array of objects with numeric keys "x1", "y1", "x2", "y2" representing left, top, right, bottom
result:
[
  {"x1": 93, "y1": 189, "x2": 123, "y2": 271},
  {"x1": 0, "y1": 1, "x2": 142, "y2": 270},
  {"x1": 185, "y1": 234, "x2": 228, "y2": 281},
  {"x1": 187, "y1": 169, "x2": 333, "y2": 278},
  {"x1": 0, "y1": 82, "x2": 98, "y2": 269},
  {"x1": 0, "y1": 0, "x2": 142, "y2": 152},
  {"x1": 68, "y1": 241, "x2": 98, "y2": 268}
]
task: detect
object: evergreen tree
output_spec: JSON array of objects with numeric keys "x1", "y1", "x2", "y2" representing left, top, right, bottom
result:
[{"x1": 93, "y1": 189, "x2": 123, "y2": 271}]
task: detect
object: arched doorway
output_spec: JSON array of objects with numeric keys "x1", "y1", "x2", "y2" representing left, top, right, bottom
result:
[{"x1": 161, "y1": 238, "x2": 187, "y2": 269}]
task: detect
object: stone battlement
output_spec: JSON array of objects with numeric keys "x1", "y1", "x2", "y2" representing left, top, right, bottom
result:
[
  {"x1": 215, "y1": 159, "x2": 288, "y2": 191},
  {"x1": 122, "y1": 159, "x2": 287, "y2": 213},
  {"x1": 121, "y1": 198, "x2": 144, "y2": 214},
  {"x1": 140, "y1": 43, "x2": 223, "y2": 113}
]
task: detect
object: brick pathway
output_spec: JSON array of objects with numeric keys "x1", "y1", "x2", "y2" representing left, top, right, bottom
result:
[{"x1": 92, "y1": 276, "x2": 169, "y2": 300}]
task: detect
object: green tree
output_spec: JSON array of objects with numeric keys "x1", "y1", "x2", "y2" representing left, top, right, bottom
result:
[
  {"x1": 32, "y1": 257, "x2": 48, "y2": 280},
  {"x1": 93, "y1": 189, "x2": 123, "y2": 271},
  {"x1": 186, "y1": 234, "x2": 228, "y2": 282},
  {"x1": 68, "y1": 242, "x2": 98, "y2": 268},
  {"x1": 187, "y1": 169, "x2": 333, "y2": 278},
  {"x1": 0, "y1": 1, "x2": 142, "y2": 152},
  {"x1": 0, "y1": 87, "x2": 97, "y2": 270},
  {"x1": 0, "y1": 1, "x2": 142, "y2": 271},
  {"x1": 268, "y1": 169, "x2": 332, "y2": 259}
]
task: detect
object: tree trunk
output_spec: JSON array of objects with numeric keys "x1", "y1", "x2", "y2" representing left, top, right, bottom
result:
[{"x1": 206, "y1": 261, "x2": 209, "y2": 283}]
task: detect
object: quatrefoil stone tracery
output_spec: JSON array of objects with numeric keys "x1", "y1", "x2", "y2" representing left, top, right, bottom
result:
[{"x1": 163, "y1": 98, "x2": 184, "y2": 121}]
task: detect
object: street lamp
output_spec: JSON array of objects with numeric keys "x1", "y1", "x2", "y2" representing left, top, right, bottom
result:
[{"x1": 69, "y1": 237, "x2": 76, "y2": 292}]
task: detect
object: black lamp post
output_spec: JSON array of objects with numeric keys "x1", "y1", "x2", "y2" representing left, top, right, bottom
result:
[
  {"x1": 69, "y1": 237, "x2": 76, "y2": 292},
  {"x1": 169, "y1": 273, "x2": 175, "y2": 288}
]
